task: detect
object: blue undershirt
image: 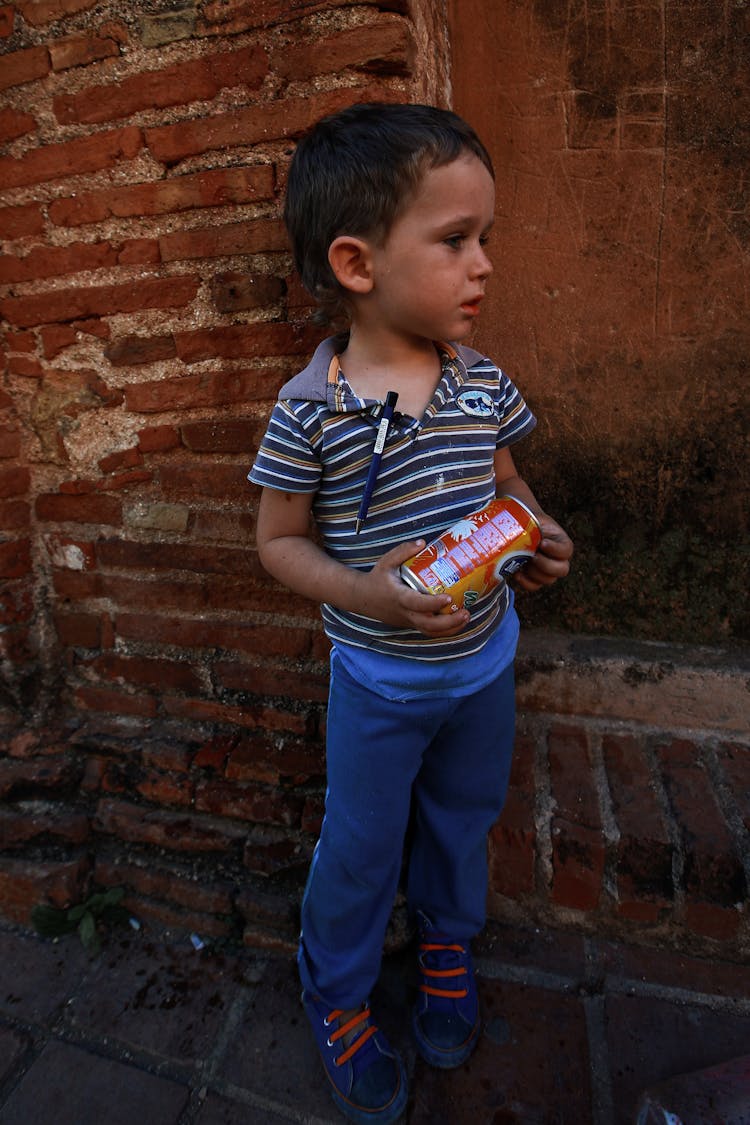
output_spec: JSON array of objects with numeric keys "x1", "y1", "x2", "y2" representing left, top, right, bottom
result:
[{"x1": 332, "y1": 591, "x2": 519, "y2": 702}]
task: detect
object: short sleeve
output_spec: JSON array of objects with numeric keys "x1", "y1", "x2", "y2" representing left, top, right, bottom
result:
[
  {"x1": 495, "y1": 370, "x2": 536, "y2": 448},
  {"x1": 248, "y1": 400, "x2": 322, "y2": 493}
]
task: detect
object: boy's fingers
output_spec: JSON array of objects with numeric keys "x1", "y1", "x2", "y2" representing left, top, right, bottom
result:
[{"x1": 379, "y1": 538, "x2": 427, "y2": 568}]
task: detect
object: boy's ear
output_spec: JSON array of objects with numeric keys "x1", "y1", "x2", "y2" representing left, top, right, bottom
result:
[{"x1": 327, "y1": 235, "x2": 374, "y2": 295}]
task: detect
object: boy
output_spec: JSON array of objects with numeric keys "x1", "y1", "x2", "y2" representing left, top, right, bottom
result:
[{"x1": 249, "y1": 103, "x2": 572, "y2": 1124}]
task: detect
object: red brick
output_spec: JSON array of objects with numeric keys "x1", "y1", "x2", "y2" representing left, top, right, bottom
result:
[
  {"x1": 193, "y1": 735, "x2": 235, "y2": 773},
  {"x1": 489, "y1": 733, "x2": 537, "y2": 899},
  {"x1": 0, "y1": 240, "x2": 118, "y2": 284},
  {"x1": 162, "y1": 695, "x2": 309, "y2": 734},
  {"x1": 39, "y1": 321, "x2": 110, "y2": 359},
  {"x1": 0, "y1": 5, "x2": 14, "y2": 36},
  {"x1": 145, "y1": 85, "x2": 391, "y2": 164},
  {"x1": 214, "y1": 659, "x2": 329, "y2": 704},
  {"x1": 226, "y1": 735, "x2": 324, "y2": 787},
  {"x1": 550, "y1": 821, "x2": 606, "y2": 911},
  {"x1": 49, "y1": 30, "x2": 121, "y2": 72},
  {"x1": 0, "y1": 106, "x2": 36, "y2": 144},
  {"x1": 117, "y1": 238, "x2": 160, "y2": 266},
  {"x1": 97, "y1": 536, "x2": 247, "y2": 574},
  {"x1": 0, "y1": 538, "x2": 31, "y2": 579},
  {"x1": 657, "y1": 738, "x2": 746, "y2": 907},
  {"x1": 236, "y1": 884, "x2": 297, "y2": 930},
  {"x1": 50, "y1": 165, "x2": 274, "y2": 227},
  {"x1": 242, "y1": 822, "x2": 307, "y2": 877},
  {"x1": 0, "y1": 855, "x2": 90, "y2": 924},
  {"x1": 683, "y1": 901, "x2": 743, "y2": 942},
  {"x1": 548, "y1": 725, "x2": 606, "y2": 910},
  {"x1": 718, "y1": 742, "x2": 750, "y2": 833},
  {"x1": 7, "y1": 355, "x2": 43, "y2": 377},
  {"x1": 98, "y1": 446, "x2": 142, "y2": 474},
  {"x1": 180, "y1": 418, "x2": 261, "y2": 453},
  {"x1": 549, "y1": 725, "x2": 602, "y2": 828},
  {"x1": 0, "y1": 427, "x2": 21, "y2": 458},
  {"x1": 1, "y1": 274, "x2": 198, "y2": 328},
  {"x1": 0, "y1": 202, "x2": 45, "y2": 240},
  {"x1": 116, "y1": 611, "x2": 312, "y2": 660},
  {"x1": 159, "y1": 216, "x2": 287, "y2": 263},
  {"x1": 271, "y1": 15, "x2": 413, "y2": 81},
  {"x1": 0, "y1": 500, "x2": 31, "y2": 530},
  {"x1": 0, "y1": 583, "x2": 33, "y2": 627},
  {"x1": 0, "y1": 804, "x2": 90, "y2": 846},
  {"x1": 191, "y1": 507, "x2": 255, "y2": 542},
  {"x1": 88, "y1": 651, "x2": 203, "y2": 695},
  {"x1": 16, "y1": 0, "x2": 100, "y2": 25},
  {"x1": 75, "y1": 685, "x2": 158, "y2": 718},
  {"x1": 174, "y1": 320, "x2": 321, "y2": 363},
  {"x1": 54, "y1": 44, "x2": 268, "y2": 125},
  {"x1": 159, "y1": 465, "x2": 247, "y2": 501},
  {"x1": 104, "y1": 333, "x2": 176, "y2": 367},
  {"x1": 603, "y1": 733, "x2": 673, "y2": 908},
  {"x1": 124, "y1": 367, "x2": 275, "y2": 413},
  {"x1": 0, "y1": 751, "x2": 78, "y2": 799},
  {"x1": 36, "y1": 491, "x2": 122, "y2": 525},
  {"x1": 136, "y1": 769, "x2": 193, "y2": 809},
  {"x1": 301, "y1": 794, "x2": 324, "y2": 835},
  {"x1": 94, "y1": 796, "x2": 247, "y2": 853},
  {"x1": 94, "y1": 856, "x2": 234, "y2": 915},
  {"x1": 53, "y1": 610, "x2": 102, "y2": 647},
  {"x1": 210, "y1": 271, "x2": 285, "y2": 314},
  {"x1": 195, "y1": 778, "x2": 303, "y2": 828},
  {"x1": 0, "y1": 466, "x2": 29, "y2": 498},
  {"x1": 137, "y1": 424, "x2": 180, "y2": 452},
  {"x1": 4, "y1": 329, "x2": 37, "y2": 353},
  {"x1": 0, "y1": 44, "x2": 49, "y2": 92},
  {"x1": 0, "y1": 125, "x2": 143, "y2": 191}
]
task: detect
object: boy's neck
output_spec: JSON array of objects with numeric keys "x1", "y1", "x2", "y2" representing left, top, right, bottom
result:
[{"x1": 337, "y1": 324, "x2": 442, "y2": 408}]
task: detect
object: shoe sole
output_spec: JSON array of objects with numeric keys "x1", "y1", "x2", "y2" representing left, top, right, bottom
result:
[
  {"x1": 411, "y1": 1009, "x2": 480, "y2": 1070},
  {"x1": 329, "y1": 1056, "x2": 408, "y2": 1124}
]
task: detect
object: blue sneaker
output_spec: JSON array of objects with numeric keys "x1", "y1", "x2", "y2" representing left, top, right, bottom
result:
[
  {"x1": 412, "y1": 922, "x2": 480, "y2": 1069},
  {"x1": 302, "y1": 990, "x2": 408, "y2": 1124}
]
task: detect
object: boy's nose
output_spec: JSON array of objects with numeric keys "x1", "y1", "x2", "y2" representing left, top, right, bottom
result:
[{"x1": 472, "y1": 244, "x2": 493, "y2": 279}]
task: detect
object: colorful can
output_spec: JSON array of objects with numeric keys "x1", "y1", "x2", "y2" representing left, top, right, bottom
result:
[{"x1": 400, "y1": 495, "x2": 542, "y2": 614}]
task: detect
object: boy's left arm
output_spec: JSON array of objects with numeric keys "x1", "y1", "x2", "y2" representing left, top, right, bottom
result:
[{"x1": 493, "y1": 447, "x2": 573, "y2": 592}]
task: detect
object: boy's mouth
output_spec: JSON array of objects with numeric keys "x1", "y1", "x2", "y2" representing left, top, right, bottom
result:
[{"x1": 460, "y1": 297, "x2": 483, "y2": 316}]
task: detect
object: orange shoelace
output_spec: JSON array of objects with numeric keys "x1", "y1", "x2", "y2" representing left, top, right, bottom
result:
[
  {"x1": 325, "y1": 1006, "x2": 378, "y2": 1067},
  {"x1": 418, "y1": 941, "x2": 469, "y2": 999}
]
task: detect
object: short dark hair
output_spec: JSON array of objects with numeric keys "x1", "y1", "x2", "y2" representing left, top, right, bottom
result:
[{"x1": 284, "y1": 102, "x2": 494, "y2": 327}]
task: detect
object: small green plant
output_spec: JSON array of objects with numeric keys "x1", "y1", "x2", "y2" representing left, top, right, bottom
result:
[{"x1": 31, "y1": 887, "x2": 131, "y2": 954}]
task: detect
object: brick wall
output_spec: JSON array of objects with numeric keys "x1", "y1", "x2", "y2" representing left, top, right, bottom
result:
[
  {"x1": 1, "y1": 0, "x2": 748, "y2": 961},
  {"x1": 0, "y1": 0, "x2": 447, "y2": 725}
]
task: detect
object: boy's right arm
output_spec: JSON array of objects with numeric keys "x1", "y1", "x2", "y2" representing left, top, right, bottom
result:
[{"x1": 255, "y1": 487, "x2": 471, "y2": 637}]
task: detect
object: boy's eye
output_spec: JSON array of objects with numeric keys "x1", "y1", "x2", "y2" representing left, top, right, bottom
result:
[{"x1": 444, "y1": 234, "x2": 465, "y2": 249}]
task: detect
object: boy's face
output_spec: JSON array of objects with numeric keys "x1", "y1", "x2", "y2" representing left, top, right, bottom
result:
[{"x1": 366, "y1": 152, "x2": 495, "y2": 346}]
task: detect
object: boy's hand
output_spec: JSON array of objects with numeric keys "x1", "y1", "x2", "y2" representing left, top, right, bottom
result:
[
  {"x1": 352, "y1": 540, "x2": 471, "y2": 637},
  {"x1": 514, "y1": 516, "x2": 573, "y2": 592}
]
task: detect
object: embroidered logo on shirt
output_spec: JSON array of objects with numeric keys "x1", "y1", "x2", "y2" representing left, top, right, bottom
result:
[{"x1": 456, "y1": 388, "x2": 495, "y2": 418}]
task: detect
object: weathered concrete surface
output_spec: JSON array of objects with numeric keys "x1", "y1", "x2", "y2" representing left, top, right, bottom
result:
[
  {"x1": 516, "y1": 630, "x2": 750, "y2": 735},
  {"x1": 450, "y1": 0, "x2": 749, "y2": 645}
]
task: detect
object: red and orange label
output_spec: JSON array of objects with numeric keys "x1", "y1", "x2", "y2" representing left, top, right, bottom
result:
[{"x1": 400, "y1": 496, "x2": 541, "y2": 613}]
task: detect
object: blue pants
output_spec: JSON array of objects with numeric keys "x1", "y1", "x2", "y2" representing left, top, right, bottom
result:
[{"x1": 298, "y1": 651, "x2": 516, "y2": 1008}]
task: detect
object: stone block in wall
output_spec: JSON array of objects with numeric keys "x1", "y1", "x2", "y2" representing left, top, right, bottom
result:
[
  {"x1": 489, "y1": 732, "x2": 537, "y2": 899},
  {"x1": 140, "y1": 5, "x2": 196, "y2": 47},
  {"x1": 0, "y1": 854, "x2": 90, "y2": 924}
]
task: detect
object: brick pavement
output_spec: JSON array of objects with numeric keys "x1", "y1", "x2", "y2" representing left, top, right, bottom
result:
[{"x1": 1, "y1": 919, "x2": 749, "y2": 1125}]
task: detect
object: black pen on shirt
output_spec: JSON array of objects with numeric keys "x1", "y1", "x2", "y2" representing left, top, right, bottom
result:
[{"x1": 355, "y1": 390, "x2": 399, "y2": 535}]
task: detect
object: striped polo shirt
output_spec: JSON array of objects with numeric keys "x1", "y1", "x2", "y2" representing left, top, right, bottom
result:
[{"x1": 249, "y1": 336, "x2": 536, "y2": 660}]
